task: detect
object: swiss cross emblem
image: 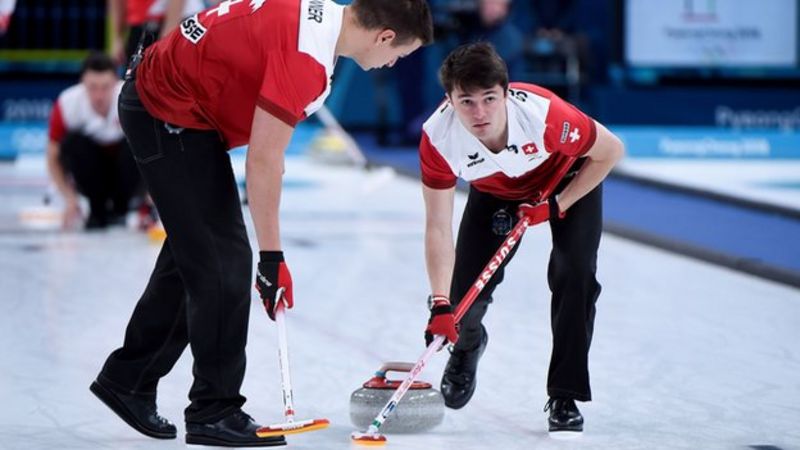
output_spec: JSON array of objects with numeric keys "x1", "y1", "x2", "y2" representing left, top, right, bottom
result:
[
  {"x1": 522, "y1": 142, "x2": 538, "y2": 155},
  {"x1": 569, "y1": 128, "x2": 581, "y2": 143}
]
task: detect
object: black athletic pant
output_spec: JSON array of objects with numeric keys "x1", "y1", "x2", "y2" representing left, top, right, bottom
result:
[
  {"x1": 98, "y1": 79, "x2": 252, "y2": 423},
  {"x1": 60, "y1": 132, "x2": 140, "y2": 223},
  {"x1": 450, "y1": 175, "x2": 602, "y2": 402}
]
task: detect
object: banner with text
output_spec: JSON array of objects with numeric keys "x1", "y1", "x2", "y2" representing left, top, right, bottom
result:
[{"x1": 626, "y1": 0, "x2": 798, "y2": 67}]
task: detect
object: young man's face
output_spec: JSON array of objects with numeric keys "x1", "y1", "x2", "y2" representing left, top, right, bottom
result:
[
  {"x1": 354, "y1": 30, "x2": 422, "y2": 70},
  {"x1": 82, "y1": 70, "x2": 118, "y2": 116},
  {"x1": 448, "y1": 84, "x2": 507, "y2": 144}
]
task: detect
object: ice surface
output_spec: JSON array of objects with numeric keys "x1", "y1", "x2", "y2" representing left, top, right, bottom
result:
[{"x1": 0, "y1": 156, "x2": 798, "y2": 450}]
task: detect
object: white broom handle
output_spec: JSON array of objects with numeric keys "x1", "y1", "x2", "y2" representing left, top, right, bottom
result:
[
  {"x1": 316, "y1": 105, "x2": 368, "y2": 168},
  {"x1": 274, "y1": 292, "x2": 295, "y2": 422}
]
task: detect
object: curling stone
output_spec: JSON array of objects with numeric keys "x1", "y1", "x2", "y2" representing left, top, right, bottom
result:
[
  {"x1": 350, "y1": 362, "x2": 444, "y2": 434},
  {"x1": 309, "y1": 130, "x2": 352, "y2": 165}
]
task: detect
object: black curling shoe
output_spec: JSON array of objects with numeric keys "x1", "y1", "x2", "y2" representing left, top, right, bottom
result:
[
  {"x1": 185, "y1": 409, "x2": 286, "y2": 447},
  {"x1": 90, "y1": 379, "x2": 177, "y2": 439},
  {"x1": 440, "y1": 331, "x2": 488, "y2": 409},
  {"x1": 544, "y1": 397, "x2": 584, "y2": 432}
]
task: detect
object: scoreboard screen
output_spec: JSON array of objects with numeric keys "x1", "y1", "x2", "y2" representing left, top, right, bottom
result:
[{"x1": 625, "y1": 0, "x2": 799, "y2": 68}]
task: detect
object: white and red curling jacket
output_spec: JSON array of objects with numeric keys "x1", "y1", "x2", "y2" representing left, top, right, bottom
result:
[
  {"x1": 419, "y1": 82, "x2": 598, "y2": 201},
  {"x1": 48, "y1": 81, "x2": 125, "y2": 145}
]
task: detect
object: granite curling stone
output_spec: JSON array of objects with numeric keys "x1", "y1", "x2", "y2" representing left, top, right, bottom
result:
[{"x1": 350, "y1": 362, "x2": 445, "y2": 434}]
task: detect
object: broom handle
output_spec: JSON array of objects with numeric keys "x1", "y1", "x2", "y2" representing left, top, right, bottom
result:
[{"x1": 274, "y1": 295, "x2": 296, "y2": 422}]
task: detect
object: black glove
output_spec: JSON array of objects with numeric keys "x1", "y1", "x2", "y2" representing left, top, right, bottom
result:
[{"x1": 255, "y1": 251, "x2": 293, "y2": 321}]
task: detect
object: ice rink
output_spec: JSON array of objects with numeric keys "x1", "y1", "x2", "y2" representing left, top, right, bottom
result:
[{"x1": 1, "y1": 155, "x2": 799, "y2": 450}]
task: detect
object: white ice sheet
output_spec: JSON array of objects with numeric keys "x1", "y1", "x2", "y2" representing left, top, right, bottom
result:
[{"x1": 0, "y1": 157, "x2": 798, "y2": 450}]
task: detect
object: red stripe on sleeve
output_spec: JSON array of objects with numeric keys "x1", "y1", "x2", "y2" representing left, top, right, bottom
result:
[
  {"x1": 581, "y1": 119, "x2": 598, "y2": 156},
  {"x1": 48, "y1": 101, "x2": 67, "y2": 143},
  {"x1": 256, "y1": 96, "x2": 299, "y2": 128},
  {"x1": 419, "y1": 131, "x2": 457, "y2": 189}
]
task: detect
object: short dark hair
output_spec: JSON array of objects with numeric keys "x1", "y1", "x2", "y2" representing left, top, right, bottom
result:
[
  {"x1": 80, "y1": 52, "x2": 116, "y2": 76},
  {"x1": 351, "y1": 0, "x2": 434, "y2": 46},
  {"x1": 438, "y1": 42, "x2": 509, "y2": 95}
]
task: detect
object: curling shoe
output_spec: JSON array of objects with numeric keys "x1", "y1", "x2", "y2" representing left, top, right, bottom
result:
[
  {"x1": 440, "y1": 330, "x2": 488, "y2": 409},
  {"x1": 185, "y1": 409, "x2": 286, "y2": 447},
  {"x1": 90, "y1": 379, "x2": 176, "y2": 439},
  {"x1": 544, "y1": 397, "x2": 584, "y2": 433}
]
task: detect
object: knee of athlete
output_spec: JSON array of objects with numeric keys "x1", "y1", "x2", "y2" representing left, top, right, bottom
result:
[
  {"x1": 549, "y1": 263, "x2": 598, "y2": 294},
  {"x1": 222, "y1": 272, "x2": 251, "y2": 301},
  {"x1": 461, "y1": 296, "x2": 492, "y2": 321},
  {"x1": 551, "y1": 248, "x2": 597, "y2": 272},
  {"x1": 570, "y1": 258, "x2": 598, "y2": 279}
]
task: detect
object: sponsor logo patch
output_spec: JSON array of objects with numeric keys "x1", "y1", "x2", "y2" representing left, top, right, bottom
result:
[
  {"x1": 466, "y1": 152, "x2": 485, "y2": 167},
  {"x1": 560, "y1": 122, "x2": 570, "y2": 144},
  {"x1": 180, "y1": 14, "x2": 207, "y2": 44},
  {"x1": 508, "y1": 88, "x2": 527, "y2": 102}
]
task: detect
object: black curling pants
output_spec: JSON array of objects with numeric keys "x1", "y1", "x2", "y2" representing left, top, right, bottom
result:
[
  {"x1": 98, "y1": 79, "x2": 253, "y2": 423},
  {"x1": 60, "y1": 132, "x2": 140, "y2": 221},
  {"x1": 449, "y1": 178, "x2": 603, "y2": 402}
]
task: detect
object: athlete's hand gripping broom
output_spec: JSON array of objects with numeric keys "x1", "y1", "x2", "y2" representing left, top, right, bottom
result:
[{"x1": 256, "y1": 291, "x2": 330, "y2": 437}]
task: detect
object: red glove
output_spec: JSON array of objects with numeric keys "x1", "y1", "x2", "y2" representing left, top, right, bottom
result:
[
  {"x1": 425, "y1": 296, "x2": 459, "y2": 348},
  {"x1": 516, "y1": 196, "x2": 564, "y2": 225},
  {"x1": 255, "y1": 251, "x2": 293, "y2": 320}
]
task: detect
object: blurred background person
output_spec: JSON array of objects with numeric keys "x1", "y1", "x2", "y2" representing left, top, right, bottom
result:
[
  {"x1": 0, "y1": 0, "x2": 15, "y2": 35},
  {"x1": 46, "y1": 52, "x2": 141, "y2": 229},
  {"x1": 107, "y1": 0, "x2": 208, "y2": 65},
  {"x1": 476, "y1": 0, "x2": 525, "y2": 68},
  {"x1": 395, "y1": 0, "x2": 524, "y2": 145},
  {"x1": 511, "y1": 0, "x2": 592, "y2": 102},
  {"x1": 436, "y1": 0, "x2": 525, "y2": 76},
  {"x1": 528, "y1": 0, "x2": 580, "y2": 41}
]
